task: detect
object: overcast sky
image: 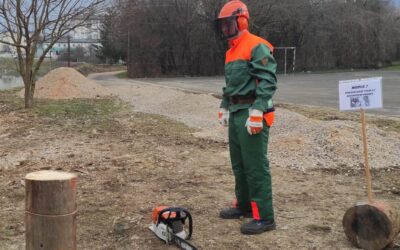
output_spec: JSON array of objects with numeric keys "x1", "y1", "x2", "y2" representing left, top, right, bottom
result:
[{"x1": 392, "y1": 0, "x2": 400, "y2": 6}]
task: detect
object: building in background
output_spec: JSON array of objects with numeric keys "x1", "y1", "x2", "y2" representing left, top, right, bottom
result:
[
  {"x1": 41, "y1": 16, "x2": 102, "y2": 60},
  {"x1": 1, "y1": 15, "x2": 103, "y2": 61},
  {"x1": 0, "y1": 34, "x2": 17, "y2": 58}
]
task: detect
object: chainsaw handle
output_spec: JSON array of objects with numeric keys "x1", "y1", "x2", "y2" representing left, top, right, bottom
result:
[
  {"x1": 184, "y1": 208, "x2": 193, "y2": 240},
  {"x1": 157, "y1": 207, "x2": 193, "y2": 240}
]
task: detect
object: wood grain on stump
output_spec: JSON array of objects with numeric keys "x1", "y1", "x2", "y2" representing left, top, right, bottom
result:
[
  {"x1": 343, "y1": 201, "x2": 400, "y2": 250},
  {"x1": 25, "y1": 171, "x2": 77, "y2": 250}
]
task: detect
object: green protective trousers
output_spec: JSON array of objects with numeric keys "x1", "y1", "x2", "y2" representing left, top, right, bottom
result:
[{"x1": 228, "y1": 109, "x2": 274, "y2": 221}]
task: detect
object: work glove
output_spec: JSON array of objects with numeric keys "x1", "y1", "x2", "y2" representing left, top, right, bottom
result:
[
  {"x1": 218, "y1": 108, "x2": 229, "y2": 127},
  {"x1": 245, "y1": 109, "x2": 263, "y2": 135}
]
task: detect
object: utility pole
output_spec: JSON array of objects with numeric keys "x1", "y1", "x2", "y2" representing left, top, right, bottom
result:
[
  {"x1": 67, "y1": 36, "x2": 71, "y2": 67},
  {"x1": 127, "y1": 29, "x2": 130, "y2": 72},
  {"x1": 50, "y1": 50, "x2": 52, "y2": 70}
]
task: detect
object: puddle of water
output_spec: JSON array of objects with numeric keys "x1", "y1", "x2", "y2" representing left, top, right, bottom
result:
[{"x1": 0, "y1": 75, "x2": 23, "y2": 90}]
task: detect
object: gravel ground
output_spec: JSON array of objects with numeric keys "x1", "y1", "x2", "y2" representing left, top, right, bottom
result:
[{"x1": 96, "y1": 74, "x2": 400, "y2": 172}]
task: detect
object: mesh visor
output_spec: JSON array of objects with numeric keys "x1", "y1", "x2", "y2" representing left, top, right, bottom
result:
[{"x1": 214, "y1": 16, "x2": 239, "y2": 40}]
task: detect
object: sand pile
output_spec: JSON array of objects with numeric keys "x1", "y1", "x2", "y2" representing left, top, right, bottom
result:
[{"x1": 20, "y1": 67, "x2": 109, "y2": 99}]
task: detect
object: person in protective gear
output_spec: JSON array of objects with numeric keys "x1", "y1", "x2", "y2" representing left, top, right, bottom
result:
[{"x1": 215, "y1": 0, "x2": 278, "y2": 235}]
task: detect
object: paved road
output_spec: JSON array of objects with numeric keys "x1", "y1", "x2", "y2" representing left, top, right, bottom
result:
[{"x1": 91, "y1": 70, "x2": 400, "y2": 117}]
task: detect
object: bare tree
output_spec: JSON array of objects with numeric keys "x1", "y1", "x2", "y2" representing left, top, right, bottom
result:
[
  {"x1": 0, "y1": 0, "x2": 104, "y2": 108},
  {"x1": 110, "y1": 0, "x2": 400, "y2": 76}
]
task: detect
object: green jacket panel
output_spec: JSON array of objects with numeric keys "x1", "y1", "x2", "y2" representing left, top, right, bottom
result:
[{"x1": 220, "y1": 32, "x2": 277, "y2": 113}]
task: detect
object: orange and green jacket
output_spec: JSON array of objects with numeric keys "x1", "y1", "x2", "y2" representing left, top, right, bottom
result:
[{"x1": 220, "y1": 30, "x2": 277, "y2": 113}]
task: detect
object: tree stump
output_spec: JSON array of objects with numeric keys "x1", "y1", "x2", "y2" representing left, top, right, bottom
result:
[
  {"x1": 25, "y1": 171, "x2": 77, "y2": 250},
  {"x1": 343, "y1": 201, "x2": 400, "y2": 250}
]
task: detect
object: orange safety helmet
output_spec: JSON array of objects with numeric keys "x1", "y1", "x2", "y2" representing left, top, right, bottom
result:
[{"x1": 214, "y1": 0, "x2": 250, "y2": 40}]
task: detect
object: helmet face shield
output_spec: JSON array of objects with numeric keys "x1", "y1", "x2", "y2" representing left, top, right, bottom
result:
[{"x1": 214, "y1": 16, "x2": 239, "y2": 40}]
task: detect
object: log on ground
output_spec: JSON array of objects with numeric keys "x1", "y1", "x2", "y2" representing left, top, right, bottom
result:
[{"x1": 343, "y1": 201, "x2": 400, "y2": 250}]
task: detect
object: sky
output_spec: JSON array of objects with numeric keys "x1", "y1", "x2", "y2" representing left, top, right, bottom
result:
[{"x1": 392, "y1": 0, "x2": 400, "y2": 6}]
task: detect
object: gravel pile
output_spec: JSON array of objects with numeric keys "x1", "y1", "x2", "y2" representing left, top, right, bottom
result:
[
  {"x1": 20, "y1": 67, "x2": 109, "y2": 99},
  {"x1": 103, "y1": 78, "x2": 400, "y2": 171},
  {"x1": 270, "y1": 109, "x2": 400, "y2": 171}
]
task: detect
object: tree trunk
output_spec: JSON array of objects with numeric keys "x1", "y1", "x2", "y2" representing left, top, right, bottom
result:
[
  {"x1": 24, "y1": 84, "x2": 33, "y2": 109},
  {"x1": 343, "y1": 201, "x2": 400, "y2": 250},
  {"x1": 24, "y1": 77, "x2": 36, "y2": 109},
  {"x1": 25, "y1": 170, "x2": 77, "y2": 250}
]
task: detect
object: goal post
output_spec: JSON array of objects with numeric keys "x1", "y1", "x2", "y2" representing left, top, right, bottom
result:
[{"x1": 274, "y1": 47, "x2": 296, "y2": 75}]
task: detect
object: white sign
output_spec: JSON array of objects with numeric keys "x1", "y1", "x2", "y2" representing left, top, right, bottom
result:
[{"x1": 338, "y1": 77, "x2": 383, "y2": 111}]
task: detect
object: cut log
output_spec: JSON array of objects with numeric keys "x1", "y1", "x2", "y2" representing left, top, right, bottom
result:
[
  {"x1": 25, "y1": 170, "x2": 77, "y2": 250},
  {"x1": 343, "y1": 201, "x2": 400, "y2": 250}
]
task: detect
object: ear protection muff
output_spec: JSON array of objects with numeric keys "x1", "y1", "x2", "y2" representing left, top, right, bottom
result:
[{"x1": 237, "y1": 16, "x2": 248, "y2": 31}]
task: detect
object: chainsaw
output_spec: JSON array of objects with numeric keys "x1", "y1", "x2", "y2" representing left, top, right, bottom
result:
[{"x1": 149, "y1": 206, "x2": 198, "y2": 250}]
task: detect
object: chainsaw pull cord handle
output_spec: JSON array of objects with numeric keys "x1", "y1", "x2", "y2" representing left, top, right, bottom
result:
[{"x1": 157, "y1": 207, "x2": 193, "y2": 240}]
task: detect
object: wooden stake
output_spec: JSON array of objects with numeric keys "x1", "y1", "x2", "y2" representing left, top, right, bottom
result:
[
  {"x1": 360, "y1": 109, "x2": 373, "y2": 203},
  {"x1": 25, "y1": 170, "x2": 77, "y2": 250},
  {"x1": 344, "y1": 120, "x2": 400, "y2": 249}
]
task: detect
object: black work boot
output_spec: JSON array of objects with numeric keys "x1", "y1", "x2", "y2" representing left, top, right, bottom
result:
[
  {"x1": 219, "y1": 207, "x2": 252, "y2": 219},
  {"x1": 240, "y1": 219, "x2": 276, "y2": 235}
]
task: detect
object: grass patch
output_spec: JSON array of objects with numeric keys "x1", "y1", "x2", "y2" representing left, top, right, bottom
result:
[
  {"x1": 133, "y1": 112, "x2": 197, "y2": 136},
  {"x1": 275, "y1": 103, "x2": 357, "y2": 121},
  {"x1": 0, "y1": 89, "x2": 193, "y2": 135},
  {"x1": 0, "y1": 58, "x2": 57, "y2": 77},
  {"x1": 33, "y1": 98, "x2": 123, "y2": 120},
  {"x1": 0, "y1": 58, "x2": 126, "y2": 79},
  {"x1": 30, "y1": 97, "x2": 196, "y2": 137},
  {"x1": 295, "y1": 68, "x2": 357, "y2": 75},
  {"x1": 383, "y1": 61, "x2": 400, "y2": 71},
  {"x1": 115, "y1": 71, "x2": 127, "y2": 79},
  {"x1": 75, "y1": 63, "x2": 96, "y2": 76},
  {"x1": 31, "y1": 97, "x2": 129, "y2": 132},
  {"x1": 372, "y1": 118, "x2": 400, "y2": 132},
  {"x1": 75, "y1": 63, "x2": 126, "y2": 76},
  {"x1": 0, "y1": 88, "x2": 127, "y2": 131},
  {"x1": 0, "y1": 88, "x2": 24, "y2": 111},
  {"x1": 276, "y1": 103, "x2": 400, "y2": 133},
  {"x1": 0, "y1": 58, "x2": 20, "y2": 76}
]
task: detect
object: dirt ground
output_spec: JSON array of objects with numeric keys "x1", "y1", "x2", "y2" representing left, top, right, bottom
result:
[{"x1": 1, "y1": 87, "x2": 400, "y2": 249}]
